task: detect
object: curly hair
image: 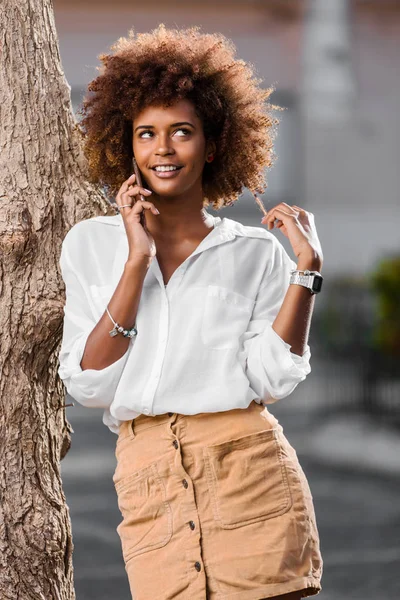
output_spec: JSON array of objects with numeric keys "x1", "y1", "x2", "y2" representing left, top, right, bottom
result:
[{"x1": 77, "y1": 24, "x2": 281, "y2": 210}]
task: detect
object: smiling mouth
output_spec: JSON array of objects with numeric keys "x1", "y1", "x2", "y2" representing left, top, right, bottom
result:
[
  {"x1": 151, "y1": 165, "x2": 183, "y2": 173},
  {"x1": 150, "y1": 165, "x2": 184, "y2": 180}
]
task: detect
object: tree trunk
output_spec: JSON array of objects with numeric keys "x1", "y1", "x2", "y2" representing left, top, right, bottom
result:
[{"x1": 0, "y1": 1, "x2": 113, "y2": 597}]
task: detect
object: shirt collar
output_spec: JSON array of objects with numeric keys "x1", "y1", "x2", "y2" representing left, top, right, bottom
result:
[
  {"x1": 108, "y1": 209, "x2": 238, "y2": 290},
  {"x1": 114, "y1": 208, "x2": 224, "y2": 231},
  {"x1": 101, "y1": 209, "x2": 239, "y2": 240},
  {"x1": 91, "y1": 208, "x2": 267, "y2": 242}
]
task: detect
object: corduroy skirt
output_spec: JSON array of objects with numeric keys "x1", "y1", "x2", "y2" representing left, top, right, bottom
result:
[{"x1": 113, "y1": 400, "x2": 323, "y2": 600}]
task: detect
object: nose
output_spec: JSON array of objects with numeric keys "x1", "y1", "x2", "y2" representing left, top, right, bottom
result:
[{"x1": 155, "y1": 132, "x2": 175, "y2": 156}]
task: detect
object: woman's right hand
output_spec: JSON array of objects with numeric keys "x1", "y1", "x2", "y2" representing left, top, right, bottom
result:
[{"x1": 115, "y1": 173, "x2": 158, "y2": 260}]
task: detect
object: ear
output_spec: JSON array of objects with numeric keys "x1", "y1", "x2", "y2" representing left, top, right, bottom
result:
[{"x1": 205, "y1": 139, "x2": 217, "y2": 162}]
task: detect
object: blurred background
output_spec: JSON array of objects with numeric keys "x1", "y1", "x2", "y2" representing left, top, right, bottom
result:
[{"x1": 54, "y1": 1, "x2": 400, "y2": 598}]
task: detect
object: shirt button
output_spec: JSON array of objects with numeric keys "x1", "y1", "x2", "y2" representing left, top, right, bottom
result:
[
  {"x1": 194, "y1": 562, "x2": 201, "y2": 572},
  {"x1": 168, "y1": 412, "x2": 173, "y2": 417},
  {"x1": 173, "y1": 440, "x2": 179, "y2": 449},
  {"x1": 189, "y1": 521, "x2": 195, "y2": 530},
  {"x1": 182, "y1": 479, "x2": 188, "y2": 489},
  {"x1": 143, "y1": 408, "x2": 150, "y2": 415}
]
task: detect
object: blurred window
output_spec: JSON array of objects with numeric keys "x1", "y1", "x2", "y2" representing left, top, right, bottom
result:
[{"x1": 261, "y1": 89, "x2": 301, "y2": 207}]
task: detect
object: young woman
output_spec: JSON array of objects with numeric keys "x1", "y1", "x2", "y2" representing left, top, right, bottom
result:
[{"x1": 58, "y1": 24, "x2": 324, "y2": 600}]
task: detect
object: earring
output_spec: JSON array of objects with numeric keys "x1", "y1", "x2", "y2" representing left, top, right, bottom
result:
[{"x1": 207, "y1": 154, "x2": 215, "y2": 162}]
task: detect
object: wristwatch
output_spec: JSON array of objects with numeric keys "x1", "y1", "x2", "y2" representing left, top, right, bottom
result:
[{"x1": 290, "y1": 269, "x2": 323, "y2": 295}]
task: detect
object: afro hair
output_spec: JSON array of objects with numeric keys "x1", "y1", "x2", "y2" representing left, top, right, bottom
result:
[{"x1": 78, "y1": 23, "x2": 281, "y2": 210}]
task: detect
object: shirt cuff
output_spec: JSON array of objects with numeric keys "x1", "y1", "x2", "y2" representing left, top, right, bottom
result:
[
  {"x1": 245, "y1": 322, "x2": 311, "y2": 405},
  {"x1": 102, "y1": 409, "x2": 123, "y2": 435},
  {"x1": 267, "y1": 323, "x2": 312, "y2": 377},
  {"x1": 58, "y1": 330, "x2": 131, "y2": 408}
]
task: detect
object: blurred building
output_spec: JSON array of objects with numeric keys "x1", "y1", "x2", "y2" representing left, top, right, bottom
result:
[{"x1": 54, "y1": 0, "x2": 400, "y2": 278}]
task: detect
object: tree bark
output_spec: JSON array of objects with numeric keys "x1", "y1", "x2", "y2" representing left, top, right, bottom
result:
[{"x1": 0, "y1": 1, "x2": 113, "y2": 597}]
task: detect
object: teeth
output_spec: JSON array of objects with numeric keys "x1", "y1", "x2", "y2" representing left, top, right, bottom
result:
[{"x1": 154, "y1": 165, "x2": 178, "y2": 172}]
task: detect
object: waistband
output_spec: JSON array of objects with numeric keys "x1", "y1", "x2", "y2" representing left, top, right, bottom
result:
[
  {"x1": 133, "y1": 410, "x2": 178, "y2": 434},
  {"x1": 119, "y1": 401, "x2": 279, "y2": 439}
]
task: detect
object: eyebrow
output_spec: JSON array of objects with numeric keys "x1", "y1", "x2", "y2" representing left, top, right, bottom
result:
[{"x1": 134, "y1": 121, "x2": 195, "y2": 133}]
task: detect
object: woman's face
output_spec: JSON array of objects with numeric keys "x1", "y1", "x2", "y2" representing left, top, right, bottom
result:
[{"x1": 132, "y1": 98, "x2": 214, "y2": 198}]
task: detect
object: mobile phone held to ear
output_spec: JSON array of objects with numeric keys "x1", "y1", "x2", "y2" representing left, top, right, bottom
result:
[{"x1": 132, "y1": 156, "x2": 148, "y2": 230}]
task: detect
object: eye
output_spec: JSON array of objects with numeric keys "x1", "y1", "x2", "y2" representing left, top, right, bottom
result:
[
  {"x1": 138, "y1": 128, "x2": 191, "y2": 139},
  {"x1": 138, "y1": 130, "x2": 153, "y2": 139},
  {"x1": 173, "y1": 128, "x2": 191, "y2": 137}
]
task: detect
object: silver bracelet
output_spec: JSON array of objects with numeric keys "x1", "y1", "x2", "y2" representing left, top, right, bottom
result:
[{"x1": 106, "y1": 306, "x2": 137, "y2": 338}]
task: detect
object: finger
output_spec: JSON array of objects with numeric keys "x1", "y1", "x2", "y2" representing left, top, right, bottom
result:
[
  {"x1": 117, "y1": 202, "x2": 159, "y2": 218},
  {"x1": 125, "y1": 173, "x2": 137, "y2": 186},
  {"x1": 117, "y1": 191, "x2": 159, "y2": 215},
  {"x1": 269, "y1": 211, "x2": 292, "y2": 230},
  {"x1": 261, "y1": 207, "x2": 292, "y2": 230},
  {"x1": 120, "y1": 187, "x2": 152, "y2": 207},
  {"x1": 129, "y1": 200, "x2": 160, "y2": 215},
  {"x1": 124, "y1": 186, "x2": 152, "y2": 198},
  {"x1": 291, "y1": 205, "x2": 305, "y2": 213},
  {"x1": 265, "y1": 202, "x2": 292, "y2": 213},
  {"x1": 262, "y1": 203, "x2": 291, "y2": 220},
  {"x1": 261, "y1": 211, "x2": 279, "y2": 230},
  {"x1": 116, "y1": 175, "x2": 136, "y2": 206},
  {"x1": 279, "y1": 202, "x2": 298, "y2": 213},
  {"x1": 118, "y1": 174, "x2": 136, "y2": 194}
]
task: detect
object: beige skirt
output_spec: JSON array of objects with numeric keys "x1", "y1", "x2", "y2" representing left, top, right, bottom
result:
[{"x1": 113, "y1": 400, "x2": 323, "y2": 600}]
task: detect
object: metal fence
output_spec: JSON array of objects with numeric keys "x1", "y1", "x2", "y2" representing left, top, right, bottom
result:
[{"x1": 310, "y1": 277, "x2": 400, "y2": 425}]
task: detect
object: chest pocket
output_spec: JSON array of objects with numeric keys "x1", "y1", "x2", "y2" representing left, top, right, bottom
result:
[{"x1": 201, "y1": 285, "x2": 255, "y2": 350}]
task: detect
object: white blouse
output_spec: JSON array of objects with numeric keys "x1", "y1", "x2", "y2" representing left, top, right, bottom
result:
[{"x1": 57, "y1": 210, "x2": 311, "y2": 434}]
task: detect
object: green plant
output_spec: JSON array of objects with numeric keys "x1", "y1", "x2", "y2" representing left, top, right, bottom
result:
[{"x1": 369, "y1": 255, "x2": 400, "y2": 357}]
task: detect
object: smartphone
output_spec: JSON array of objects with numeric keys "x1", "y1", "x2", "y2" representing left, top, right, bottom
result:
[{"x1": 131, "y1": 156, "x2": 148, "y2": 229}]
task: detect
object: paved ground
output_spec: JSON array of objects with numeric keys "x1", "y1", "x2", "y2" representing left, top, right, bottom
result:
[{"x1": 61, "y1": 398, "x2": 400, "y2": 600}]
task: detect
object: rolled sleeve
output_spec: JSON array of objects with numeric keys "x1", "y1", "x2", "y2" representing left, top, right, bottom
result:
[
  {"x1": 102, "y1": 409, "x2": 123, "y2": 435},
  {"x1": 57, "y1": 237, "x2": 130, "y2": 409},
  {"x1": 240, "y1": 236, "x2": 311, "y2": 404}
]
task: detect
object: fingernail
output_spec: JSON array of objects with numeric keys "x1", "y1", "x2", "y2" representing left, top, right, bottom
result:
[
  {"x1": 144, "y1": 188, "x2": 152, "y2": 193},
  {"x1": 155, "y1": 208, "x2": 160, "y2": 214}
]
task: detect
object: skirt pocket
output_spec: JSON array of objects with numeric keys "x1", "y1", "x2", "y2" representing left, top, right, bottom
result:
[
  {"x1": 114, "y1": 462, "x2": 173, "y2": 562},
  {"x1": 203, "y1": 428, "x2": 292, "y2": 529}
]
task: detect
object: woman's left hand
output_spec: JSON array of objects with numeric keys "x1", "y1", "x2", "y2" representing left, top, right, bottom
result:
[{"x1": 261, "y1": 202, "x2": 323, "y2": 263}]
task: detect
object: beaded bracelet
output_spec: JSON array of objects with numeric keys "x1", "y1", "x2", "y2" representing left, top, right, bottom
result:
[{"x1": 106, "y1": 306, "x2": 137, "y2": 339}]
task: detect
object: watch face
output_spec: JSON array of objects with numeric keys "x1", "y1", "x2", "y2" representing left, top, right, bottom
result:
[{"x1": 312, "y1": 276, "x2": 323, "y2": 293}]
